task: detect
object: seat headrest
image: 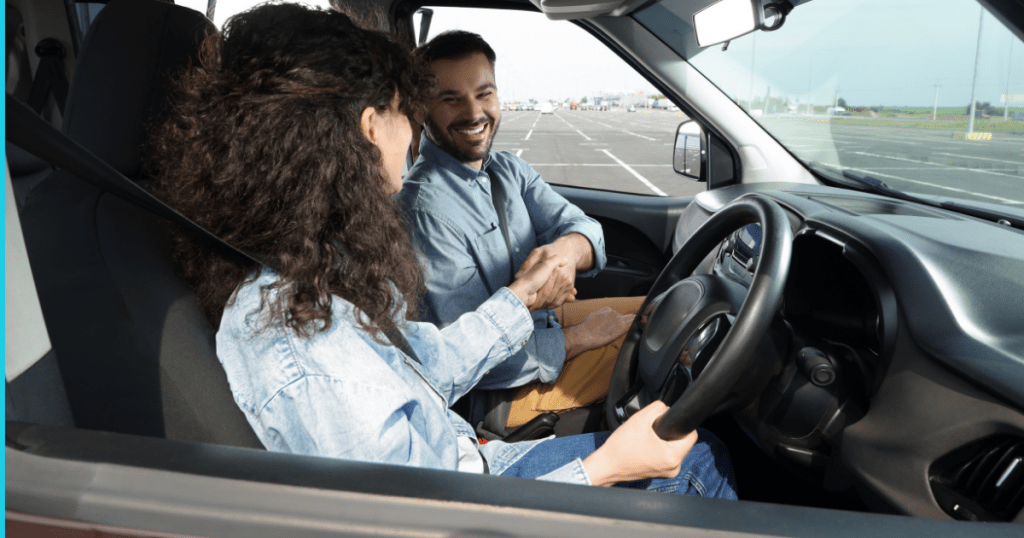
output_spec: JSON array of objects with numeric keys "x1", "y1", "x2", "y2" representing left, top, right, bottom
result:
[{"x1": 61, "y1": 0, "x2": 213, "y2": 178}]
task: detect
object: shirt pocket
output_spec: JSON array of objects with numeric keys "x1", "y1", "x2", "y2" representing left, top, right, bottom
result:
[{"x1": 470, "y1": 225, "x2": 514, "y2": 293}]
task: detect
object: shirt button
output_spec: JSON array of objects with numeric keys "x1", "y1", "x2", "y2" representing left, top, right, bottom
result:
[
  {"x1": 514, "y1": 248, "x2": 520, "y2": 253},
  {"x1": 521, "y1": 339, "x2": 528, "y2": 346}
]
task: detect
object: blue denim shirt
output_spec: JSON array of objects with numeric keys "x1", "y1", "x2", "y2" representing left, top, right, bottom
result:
[
  {"x1": 216, "y1": 268, "x2": 592, "y2": 484},
  {"x1": 397, "y1": 134, "x2": 607, "y2": 389}
]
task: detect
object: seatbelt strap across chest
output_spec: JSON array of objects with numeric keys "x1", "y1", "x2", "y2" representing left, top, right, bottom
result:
[
  {"x1": 8, "y1": 94, "x2": 424, "y2": 364},
  {"x1": 485, "y1": 167, "x2": 516, "y2": 284}
]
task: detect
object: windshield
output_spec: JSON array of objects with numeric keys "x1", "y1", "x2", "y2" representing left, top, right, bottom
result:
[{"x1": 635, "y1": 0, "x2": 1024, "y2": 207}]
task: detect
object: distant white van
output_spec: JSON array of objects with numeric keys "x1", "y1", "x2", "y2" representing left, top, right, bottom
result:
[{"x1": 540, "y1": 102, "x2": 554, "y2": 114}]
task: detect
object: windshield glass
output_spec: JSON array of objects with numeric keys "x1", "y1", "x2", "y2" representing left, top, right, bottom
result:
[{"x1": 635, "y1": 0, "x2": 1024, "y2": 207}]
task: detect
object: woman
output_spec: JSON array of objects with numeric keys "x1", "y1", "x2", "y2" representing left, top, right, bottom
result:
[{"x1": 151, "y1": 2, "x2": 735, "y2": 495}]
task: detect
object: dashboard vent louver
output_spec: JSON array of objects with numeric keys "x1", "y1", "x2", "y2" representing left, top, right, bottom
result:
[{"x1": 930, "y1": 436, "x2": 1024, "y2": 522}]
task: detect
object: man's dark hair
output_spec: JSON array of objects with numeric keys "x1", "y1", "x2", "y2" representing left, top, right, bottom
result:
[
  {"x1": 417, "y1": 30, "x2": 496, "y2": 67},
  {"x1": 150, "y1": 3, "x2": 429, "y2": 340}
]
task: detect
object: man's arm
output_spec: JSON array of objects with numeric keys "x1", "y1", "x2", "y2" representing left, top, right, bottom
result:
[
  {"x1": 517, "y1": 161, "x2": 606, "y2": 275},
  {"x1": 513, "y1": 160, "x2": 607, "y2": 309},
  {"x1": 403, "y1": 208, "x2": 567, "y2": 388}
]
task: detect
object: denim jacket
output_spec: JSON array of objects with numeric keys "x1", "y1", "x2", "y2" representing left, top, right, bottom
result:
[
  {"x1": 397, "y1": 134, "x2": 607, "y2": 390},
  {"x1": 216, "y1": 268, "x2": 591, "y2": 484}
]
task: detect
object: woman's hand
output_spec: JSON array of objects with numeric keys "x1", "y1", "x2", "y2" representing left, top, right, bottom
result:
[
  {"x1": 507, "y1": 256, "x2": 570, "y2": 312},
  {"x1": 581, "y1": 401, "x2": 698, "y2": 487}
]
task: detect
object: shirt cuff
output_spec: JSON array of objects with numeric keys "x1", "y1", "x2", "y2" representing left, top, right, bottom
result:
[
  {"x1": 561, "y1": 225, "x2": 607, "y2": 277},
  {"x1": 477, "y1": 287, "x2": 535, "y2": 356},
  {"x1": 535, "y1": 457, "x2": 593, "y2": 485},
  {"x1": 532, "y1": 325, "x2": 567, "y2": 384}
]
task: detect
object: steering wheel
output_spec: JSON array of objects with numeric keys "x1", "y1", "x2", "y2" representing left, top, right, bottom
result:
[{"x1": 605, "y1": 194, "x2": 793, "y2": 440}]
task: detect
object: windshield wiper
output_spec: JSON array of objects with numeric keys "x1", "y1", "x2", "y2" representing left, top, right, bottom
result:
[
  {"x1": 809, "y1": 163, "x2": 1023, "y2": 230},
  {"x1": 837, "y1": 169, "x2": 939, "y2": 207}
]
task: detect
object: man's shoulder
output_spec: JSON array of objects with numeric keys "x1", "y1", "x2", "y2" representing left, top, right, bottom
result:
[
  {"x1": 397, "y1": 161, "x2": 456, "y2": 211},
  {"x1": 489, "y1": 149, "x2": 531, "y2": 174}
]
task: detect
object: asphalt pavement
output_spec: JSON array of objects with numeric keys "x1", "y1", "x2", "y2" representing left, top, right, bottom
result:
[
  {"x1": 494, "y1": 109, "x2": 702, "y2": 198},
  {"x1": 494, "y1": 109, "x2": 1024, "y2": 207}
]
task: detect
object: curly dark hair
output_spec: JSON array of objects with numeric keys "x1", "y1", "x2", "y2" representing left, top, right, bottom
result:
[{"x1": 149, "y1": 2, "x2": 430, "y2": 340}]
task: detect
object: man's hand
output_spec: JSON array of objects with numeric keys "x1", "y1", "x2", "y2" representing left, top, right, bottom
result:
[
  {"x1": 515, "y1": 233, "x2": 595, "y2": 310},
  {"x1": 507, "y1": 256, "x2": 570, "y2": 312},
  {"x1": 562, "y1": 307, "x2": 634, "y2": 360},
  {"x1": 581, "y1": 401, "x2": 698, "y2": 487}
]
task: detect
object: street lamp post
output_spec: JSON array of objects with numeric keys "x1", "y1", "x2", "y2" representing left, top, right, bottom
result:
[
  {"x1": 1005, "y1": 39, "x2": 1014, "y2": 121},
  {"x1": 967, "y1": 7, "x2": 984, "y2": 133},
  {"x1": 933, "y1": 82, "x2": 940, "y2": 121}
]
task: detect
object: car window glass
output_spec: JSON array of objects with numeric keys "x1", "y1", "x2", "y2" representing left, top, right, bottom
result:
[
  {"x1": 636, "y1": 0, "x2": 1024, "y2": 207},
  {"x1": 422, "y1": 6, "x2": 705, "y2": 198}
]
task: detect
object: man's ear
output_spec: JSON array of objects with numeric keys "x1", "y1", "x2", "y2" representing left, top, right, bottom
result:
[
  {"x1": 360, "y1": 106, "x2": 377, "y2": 142},
  {"x1": 412, "y1": 105, "x2": 426, "y2": 126}
]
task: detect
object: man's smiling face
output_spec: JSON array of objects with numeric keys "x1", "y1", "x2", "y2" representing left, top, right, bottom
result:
[{"x1": 419, "y1": 52, "x2": 501, "y2": 170}]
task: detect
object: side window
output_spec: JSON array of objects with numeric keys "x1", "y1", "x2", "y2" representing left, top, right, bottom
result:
[{"x1": 422, "y1": 7, "x2": 702, "y2": 198}]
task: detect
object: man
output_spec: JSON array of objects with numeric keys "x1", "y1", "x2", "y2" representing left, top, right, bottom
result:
[{"x1": 397, "y1": 31, "x2": 641, "y2": 431}]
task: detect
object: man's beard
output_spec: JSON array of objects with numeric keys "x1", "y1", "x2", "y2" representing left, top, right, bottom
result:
[{"x1": 424, "y1": 116, "x2": 500, "y2": 164}]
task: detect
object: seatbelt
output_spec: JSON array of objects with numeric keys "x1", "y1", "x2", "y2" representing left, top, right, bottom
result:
[
  {"x1": 26, "y1": 39, "x2": 70, "y2": 116},
  {"x1": 6, "y1": 94, "x2": 424, "y2": 364},
  {"x1": 485, "y1": 167, "x2": 516, "y2": 283}
]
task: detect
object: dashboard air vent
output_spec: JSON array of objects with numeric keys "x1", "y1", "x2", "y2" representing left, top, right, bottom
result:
[{"x1": 929, "y1": 436, "x2": 1024, "y2": 521}]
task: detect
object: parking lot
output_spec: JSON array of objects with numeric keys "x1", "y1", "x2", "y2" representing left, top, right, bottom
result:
[
  {"x1": 493, "y1": 109, "x2": 701, "y2": 197},
  {"x1": 494, "y1": 109, "x2": 1024, "y2": 207}
]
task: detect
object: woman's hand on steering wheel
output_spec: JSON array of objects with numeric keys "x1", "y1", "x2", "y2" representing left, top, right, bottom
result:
[{"x1": 582, "y1": 400, "x2": 698, "y2": 487}]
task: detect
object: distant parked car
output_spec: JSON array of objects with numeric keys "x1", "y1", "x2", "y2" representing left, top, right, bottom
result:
[{"x1": 540, "y1": 102, "x2": 554, "y2": 114}]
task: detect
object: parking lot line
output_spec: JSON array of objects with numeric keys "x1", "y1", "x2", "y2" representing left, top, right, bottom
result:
[
  {"x1": 525, "y1": 129, "x2": 533, "y2": 140},
  {"x1": 853, "y1": 151, "x2": 1022, "y2": 179},
  {"x1": 935, "y1": 152, "x2": 1024, "y2": 166},
  {"x1": 529, "y1": 164, "x2": 673, "y2": 167},
  {"x1": 516, "y1": 149, "x2": 523, "y2": 157},
  {"x1": 600, "y1": 149, "x2": 667, "y2": 196}
]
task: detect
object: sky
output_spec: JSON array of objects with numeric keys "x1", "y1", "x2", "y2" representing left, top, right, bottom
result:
[
  {"x1": 682, "y1": 0, "x2": 1024, "y2": 108},
  {"x1": 177, "y1": 0, "x2": 1022, "y2": 108}
]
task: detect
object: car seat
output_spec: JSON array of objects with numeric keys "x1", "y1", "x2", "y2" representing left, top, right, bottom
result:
[{"x1": 18, "y1": 0, "x2": 263, "y2": 448}]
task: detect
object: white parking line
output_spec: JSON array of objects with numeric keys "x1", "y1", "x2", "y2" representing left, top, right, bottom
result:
[
  {"x1": 623, "y1": 130, "x2": 656, "y2": 141},
  {"x1": 935, "y1": 152, "x2": 1024, "y2": 166},
  {"x1": 530, "y1": 163, "x2": 673, "y2": 167},
  {"x1": 600, "y1": 149, "x2": 667, "y2": 196},
  {"x1": 552, "y1": 112, "x2": 594, "y2": 140},
  {"x1": 524, "y1": 129, "x2": 533, "y2": 140},
  {"x1": 852, "y1": 151, "x2": 1022, "y2": 179},
  {"x1": 516, "y1": 149, "x2": 523, "y2": 157}
]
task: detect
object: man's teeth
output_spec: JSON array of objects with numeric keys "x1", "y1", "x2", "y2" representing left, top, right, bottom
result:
[{"x1": 456, "y1": 125, "x2": 486, "y2": 135}]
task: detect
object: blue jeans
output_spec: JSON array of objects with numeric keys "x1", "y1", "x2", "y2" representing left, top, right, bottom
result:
[{"x1": 496, "y1": 427, "x2": 737, "y2": 498}]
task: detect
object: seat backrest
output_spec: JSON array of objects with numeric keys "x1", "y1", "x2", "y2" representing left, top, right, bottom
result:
[{"x1": 19, "y1": 0, "x2": 263, "y2": 448}]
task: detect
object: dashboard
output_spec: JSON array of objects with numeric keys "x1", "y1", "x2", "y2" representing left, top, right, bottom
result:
[{"x1": 672, "y1": 182, "x2": 1024, "y2": 522}]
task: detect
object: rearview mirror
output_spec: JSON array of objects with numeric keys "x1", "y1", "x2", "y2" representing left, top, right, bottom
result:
[
  {"x1": 673, "y1": 121, "x2": 704, "y2": 181},
  {"x1": 693, "y1": 0, "x2": 790, "y2": 48}
]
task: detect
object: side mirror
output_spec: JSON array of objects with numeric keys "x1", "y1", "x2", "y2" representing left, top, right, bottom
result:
[{"x1": 673, "y1": 120, "x2": 704, "y2": 181}]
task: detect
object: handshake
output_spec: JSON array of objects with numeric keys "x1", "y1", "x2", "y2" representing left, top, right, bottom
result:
[
  {"x1": 505, "y1": 234, "x2": 633, "y2": 361},
  {"x1": 508, "y1": 233, "x2": 593, "y2": 311}
]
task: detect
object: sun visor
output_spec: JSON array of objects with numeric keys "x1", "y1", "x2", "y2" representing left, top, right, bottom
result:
[{"x1": 528, "y1": 0, "x2": 660, "y2": 20}]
